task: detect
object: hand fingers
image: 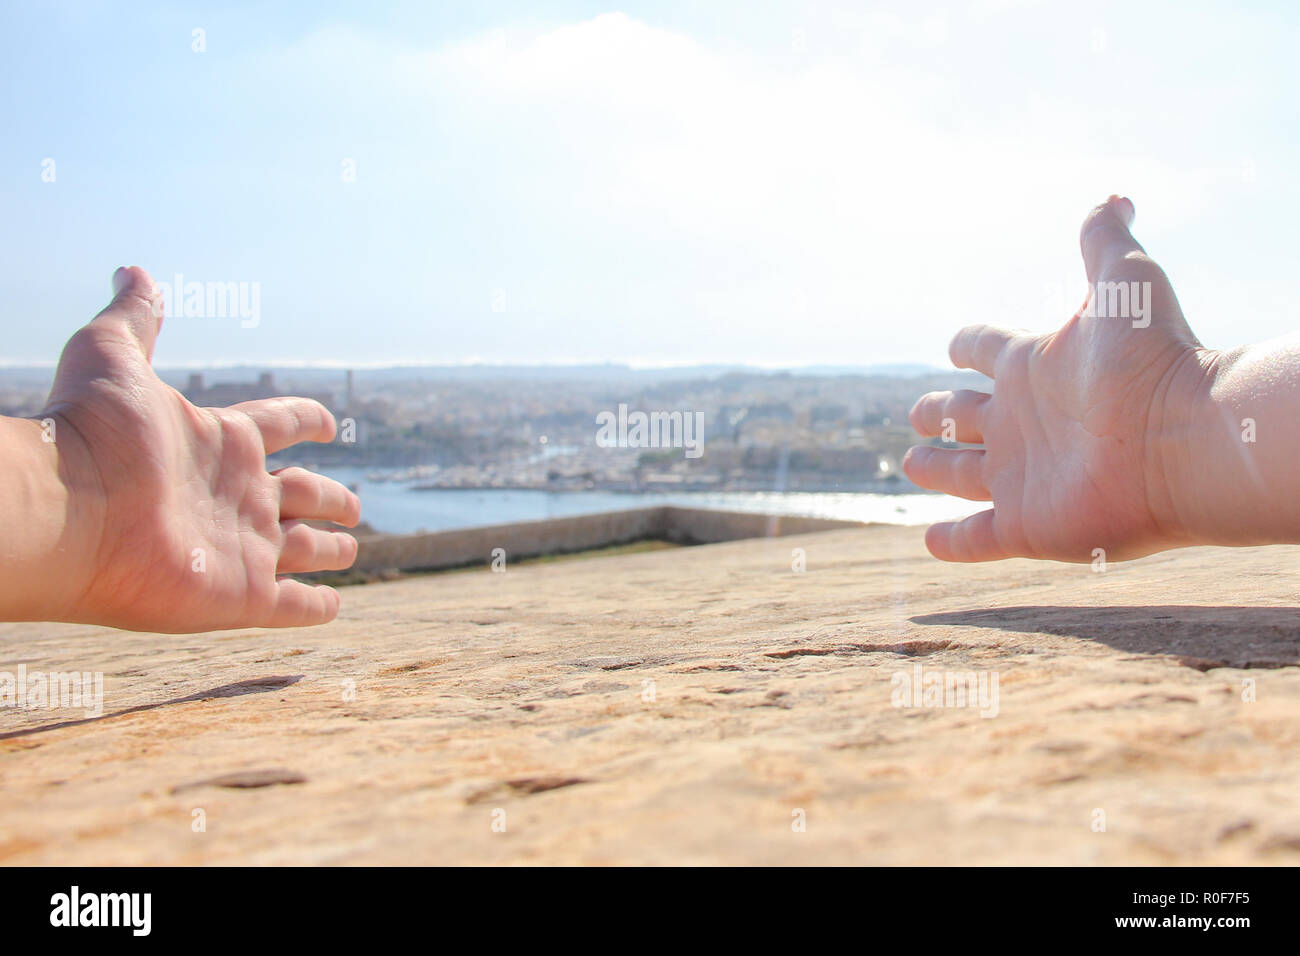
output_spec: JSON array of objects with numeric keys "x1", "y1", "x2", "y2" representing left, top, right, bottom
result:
[
  {"x1": 275, "y1": 467, "x2": 362, "y2": 526},
  {"x1": 1079, "y1": 195, "x2": 1146, "y2": 287},
  {"x1": 903, "y1": 445, "x2": 990, "y2": 501},
  {"x1": 277, "y1": 521, "x2": 359, "y2": 574},
  {"x1": 948, "y1": 323, "x2": 1014, "y2": 378},
  {"x1": 230, "y1": 397, "x2": 336, "y2": 454},
  {"x1": 89, "y1": 266, "x2": 164, "y2": 360},
  {"x1": 263, "y1": 579, "x2": 342, "y2": 628},
  {"x1": 925, "y1": 509, "x2": 1009, "y2": 562},
  {"x1": 909, "y1": 389, "x2": 990, "y2": 443}
]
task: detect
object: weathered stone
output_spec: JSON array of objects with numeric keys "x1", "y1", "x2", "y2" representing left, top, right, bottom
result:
[{"x1": 2, "y1": 525, "x2": 1299, "y2": 864}]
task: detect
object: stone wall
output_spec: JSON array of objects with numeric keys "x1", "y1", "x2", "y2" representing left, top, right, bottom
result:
[{"x1": 353, "y1": 506, "x2": 866, "y2": 573}]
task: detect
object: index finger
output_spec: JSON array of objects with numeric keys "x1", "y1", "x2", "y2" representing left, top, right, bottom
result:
[
  {"x1": 229, "y1": 397, "x2": 337, "y2": 454},
  {"x1": 948, "y1": 324, "x2": 1014, "y2": 378}
]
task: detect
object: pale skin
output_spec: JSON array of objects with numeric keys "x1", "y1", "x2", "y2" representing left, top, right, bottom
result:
[
  {"x1": 3, "y1": 204, "x2": 1298, "y2": 633},
  {"x1": 907, "y1": 195, "x2": 1300, "y2": 563},
  {"x1": 0, "y1": 266, "x2": 360, "y2": 633}
]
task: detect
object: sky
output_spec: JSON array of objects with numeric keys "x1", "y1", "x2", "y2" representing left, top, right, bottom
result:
[{"x1": 2, "y1": 0, "x2": 1299, "y2": 368}]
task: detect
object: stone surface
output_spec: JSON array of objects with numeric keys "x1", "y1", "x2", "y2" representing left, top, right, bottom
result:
[{"x1": 3, "y1": 524, "x2": 1299, "y2": 865}]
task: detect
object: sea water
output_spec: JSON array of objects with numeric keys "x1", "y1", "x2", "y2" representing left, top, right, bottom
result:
[{"x1": 320, "y1": 467, "x2": 973, "y2": 535}]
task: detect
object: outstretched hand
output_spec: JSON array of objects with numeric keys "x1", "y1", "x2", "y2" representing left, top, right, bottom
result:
[
  {"x1": 37, "y1": 266, "x2": 360, "y2": 631},
  {"x1": 905, "y1": 197, "x2": 1209, "y2": 563}
]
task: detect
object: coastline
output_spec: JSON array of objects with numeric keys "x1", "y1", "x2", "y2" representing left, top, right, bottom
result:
[{"x1": 318, "y1": 467, "x2": 971, "y2": 536}]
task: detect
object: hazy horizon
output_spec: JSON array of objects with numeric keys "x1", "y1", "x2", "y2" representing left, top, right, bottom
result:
[{"x1": 0, "y1": 358, "x2": 948, "y2": 373}]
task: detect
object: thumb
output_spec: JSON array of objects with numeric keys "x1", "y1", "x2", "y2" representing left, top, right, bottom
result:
[
  {"x1": 1078, "y1": 196, "x2": 1192, "y2": 338},
  {"x1": 1079, "y1": 195, "x2": 1143, "y2": 286},
  {"x1": 91, "y1": 266, "x2": 164, "y2": 360}
]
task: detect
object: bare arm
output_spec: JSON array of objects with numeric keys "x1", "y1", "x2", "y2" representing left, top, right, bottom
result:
[
  {"x1": 0, "y1": 416, "x2": 99, "y2": 621},
  {"x1": 1160, "y1": 334, "x2": 1300, "y2": 547}
]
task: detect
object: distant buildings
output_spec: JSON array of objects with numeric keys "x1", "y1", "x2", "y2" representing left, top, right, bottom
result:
[
  {"x1": 182, "y1": 371, "x2": 334, "y2": 410},
  {"x1": 158, "y1": 366, "x2": 971, "y2": 490}
]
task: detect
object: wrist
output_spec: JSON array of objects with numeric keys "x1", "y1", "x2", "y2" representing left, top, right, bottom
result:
[
  {"x1": 1149, "y1": 343, "x2": 1298, "y2": 548},
  {"x1": 1144, "y1": 345, "x2": 1224, "y2": 549},
  {"x1": 0, "y1": 414, "x2": 104, "y2": 622}
]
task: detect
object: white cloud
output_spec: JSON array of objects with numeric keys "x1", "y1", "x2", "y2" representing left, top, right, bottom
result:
[{"x1": 245, "y1": 10, "x2": 1277, "y2": 363}]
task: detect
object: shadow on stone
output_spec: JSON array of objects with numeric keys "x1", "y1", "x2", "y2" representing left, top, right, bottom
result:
[
  {"x1": 911, "y1": 605, "x2": 1300, "y2": 670},
  {"x1": 0, "y1": 675, "x2": 303, "y2": 740}
]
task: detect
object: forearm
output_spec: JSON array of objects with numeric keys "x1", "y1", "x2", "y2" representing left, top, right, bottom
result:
[
  {"x1": 0, "y1": 415, "x2": 99, "y2": 621},
  {"x1": 1158, "y1": 335, "x2": 1300, "y2": 546}
]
